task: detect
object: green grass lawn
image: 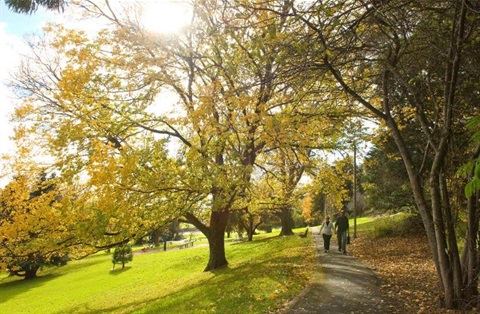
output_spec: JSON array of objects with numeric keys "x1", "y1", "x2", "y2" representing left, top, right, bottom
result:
[
  {"x1": 0, "y1": 228, "x2": 315, "y2": 314},
  {"x1": 353, "y1": 212, "x2": 417, "y2": 237}
]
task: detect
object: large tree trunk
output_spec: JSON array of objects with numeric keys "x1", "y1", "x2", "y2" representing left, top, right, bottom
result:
[
  {"x1": 204, "y1": 210, "x2": 229, "y2": 271},
  {"x1": 185, "y1": 210, "x2": 230, "y2": 272},
  {"x1": 204, "y1": 234, "x2": 227, "y2": 270},
  {"x1": 246, "y1": 216, "x2": 255, "y2": 241},
  {"x1": 386, "y1": 93, "x2": 463, "y2": 308},
  {"x1": 279, "y1": 207, "x2": 294, "y2": 236},
  {"x1": 23, "y1": 266, "x2": 39, "y2": 280},
  {"x1": 151, "y1": 228, "x2": 162, "y2": 247},
  {"x1": 241, "y1": 212, "x2": 263, "y2": 242},
  {"x1": 462, "y1": 190, "x2": 479, "y2": 308}
]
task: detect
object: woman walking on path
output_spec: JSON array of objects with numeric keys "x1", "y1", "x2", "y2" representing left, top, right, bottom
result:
[{"x1": 318, "y1": 216, "x2": 336, "y2": 252}]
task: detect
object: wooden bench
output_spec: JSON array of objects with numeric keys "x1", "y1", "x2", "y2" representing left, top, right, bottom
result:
[
  {"x1": 179, "y1": 240, "x2": 194, "y2": 249},
  {"x1": 299, "y1": 228, "x2": 309, "y2": 238}
]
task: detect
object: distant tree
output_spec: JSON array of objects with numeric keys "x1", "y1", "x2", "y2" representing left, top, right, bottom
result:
[
  {"x1": 4, "y1": 0, "x2": 66, "y2": 14},
  {"x1": 310, "y1": 192, "x2": 325, "y2": 220},
  {"x1": 275, "y1": 150, "x2": 306, "y2": 236},
  {"x1": 165, "y1": 220, "x2": 182, "y2": 241},
  {"x1": 112, "y1": 244, "x2": 132, "y2": 269},
  {"x1": 308, "y1": 159, "x2": 349, "y2": 218},
  {"x1": 300, "y1": 194, "x2": 314, "y2": 225},
  {"x1": 225, "y1": 210, "x2": 247, "y2": 239},
  {"x1": 248, "y1": 167, "x2": 299, "y2": 236},
  {"x1": 256, "y1": 212, "x2": 278, "y2": 234},
  {"x1": 0, "y1": 170, "x2": 75, "y2": 279},
  {"x1": 239, "y1": 208, "x2": 263, "y2": 241},
  {"x1": 148, "y1": 228, "x2": 163, "y2": 247},
  {"x1": 363, "y1": 134, "x2": 415, "y2": 212}
]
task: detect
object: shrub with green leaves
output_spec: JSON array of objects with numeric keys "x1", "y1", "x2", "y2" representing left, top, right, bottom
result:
[
  {"x1": 372, "y1": 213, "x2": 425, "y2": 238},
  {"x1": 112, "y1": 244, "x2": 133, "y2": 269}
]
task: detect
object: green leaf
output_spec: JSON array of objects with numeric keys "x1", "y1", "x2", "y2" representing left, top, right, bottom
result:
[{"x1": 465, "y1": 176, "x2": 480, "y2": 197}]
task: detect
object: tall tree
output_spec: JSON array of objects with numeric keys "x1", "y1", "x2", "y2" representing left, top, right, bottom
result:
[
  {"x1": 262, "y1": 148, "x2": 308, "y2": 235},
  {"x1": 10, "y1": 0, "x2": 341, "y2": 271},
  {"x1": 287, "y1": 0, "x2": 480, "y2": 309},
  {"x1": 363, "y1": 131, "x2": 415, "y2": 212}
]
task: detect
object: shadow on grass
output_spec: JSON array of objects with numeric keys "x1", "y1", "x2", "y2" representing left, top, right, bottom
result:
[
  {"x1": 66, "y1": 256, "x2": 110, "y2": 272},
  {"x1": 0, "y1": 254, "x2": 108, "y2": 304},
  {"x1": 92, "y1": 264, "x2": 293, "y2": 313},
  {"x1": 145, "y1": 257, "x2": 306, "y2": 313},
  {"x1": 0, "y1": 273, "x2": 60, "y2": 304},
  {"x1": 229, "y1": 233, "x2": 300, "y2": 246},
  {"x1": 2, "y1": 233, "x2": 310, "y2": 313},
  {"x1": 65, "y1": 235, "x2": 310, "y2": 313},
  {"x1": 128, "y1": 237, "x2": 310, "y2": 313},
  {"x1": 109, "y1": 266, "x2": 132, "y2": 275}
]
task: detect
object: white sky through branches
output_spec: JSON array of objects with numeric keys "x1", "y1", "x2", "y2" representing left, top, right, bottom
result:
[
  {"x1": 0, "y1": 2, "x2": 58, "y2": 187},
  {"x1": 0, "y1": 1, "x2": 191, "y2": 186}
]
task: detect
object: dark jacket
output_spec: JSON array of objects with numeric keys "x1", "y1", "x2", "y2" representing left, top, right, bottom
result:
[{"x1": 335, "y1": 215, "x2": 349, "y2": 233}]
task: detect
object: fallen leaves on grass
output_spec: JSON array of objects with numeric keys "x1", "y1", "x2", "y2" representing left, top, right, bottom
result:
[{"x1": 351, "y1": 234, "x2": 461, "y2": 314}]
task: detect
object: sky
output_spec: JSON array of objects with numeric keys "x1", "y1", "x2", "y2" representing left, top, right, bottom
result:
[
  {"x1": 0, "y1": 1, "x2": 192, "y2": 186},
  {"x1": 0, "y1": 2, "x2": 58, "y2": 163},
  {"x1": 0, "y1": 1, "x2": 190, "y2": 157},
  {"x1": 0, "y1": 2, "x2": 52, "y2": 35}
]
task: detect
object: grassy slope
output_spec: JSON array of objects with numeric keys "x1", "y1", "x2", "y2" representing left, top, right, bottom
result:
[{"x1": 0, "y1": 229, "x2": 315, "y2": 314}]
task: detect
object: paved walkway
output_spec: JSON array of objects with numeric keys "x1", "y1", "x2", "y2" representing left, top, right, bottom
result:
[{"x1": 279, "y1": 227, "x2": 395, "y2": 313}]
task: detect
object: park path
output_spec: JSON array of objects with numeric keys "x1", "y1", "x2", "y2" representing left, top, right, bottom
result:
[{"x1": 278, "y1": 227, "x2": 396, "y2": 314}]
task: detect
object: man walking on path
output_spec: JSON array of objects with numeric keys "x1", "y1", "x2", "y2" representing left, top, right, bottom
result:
[
  {"x1": 279, "y1": 226, "x2": 394, "y2": 313},
  {"x1": 335, "y1": 210, "x2": 349, "y2": 254}
]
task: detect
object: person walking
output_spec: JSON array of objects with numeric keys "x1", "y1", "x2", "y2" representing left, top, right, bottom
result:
[
  {"x1": 318, "y1": 216, "x2": 336, "y2": 252},
  {"x1": 335, "y1": 210, "x2": 349, "y2": 254}
]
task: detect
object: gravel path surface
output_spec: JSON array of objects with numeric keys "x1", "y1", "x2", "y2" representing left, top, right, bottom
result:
[{"x1": 278, "y1": 227, "x2": 396, "y2": 314}]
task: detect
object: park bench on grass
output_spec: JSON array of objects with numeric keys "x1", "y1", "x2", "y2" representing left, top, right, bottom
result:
[
  {"x1": 141, "y1": 243, "x2": 155, "y2": 252},
  {"x1": 179, "y1": 239, "x2": 194, "y2": 249},
  {"x1": 299, "y1": 228, "x2": 309, "y2": 238}
]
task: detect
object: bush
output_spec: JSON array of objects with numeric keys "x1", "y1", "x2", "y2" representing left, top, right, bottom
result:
[
  {"x1": 49, "y1": 253, "x2": 69, "y2": 267},
  {"x1": 372, "y1": 213, "x2": 425, "y2": 238},
  {"x1": 112, "y1": 244, "x2": 133, "y2": 269}
]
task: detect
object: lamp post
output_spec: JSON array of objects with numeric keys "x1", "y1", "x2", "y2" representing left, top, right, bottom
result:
[
  {"x1": 324, "y1": 194, "x2": 327, "y2": 219},
  {"x1": 353, "y1": 141, "x2": 357, "y2": 238}
]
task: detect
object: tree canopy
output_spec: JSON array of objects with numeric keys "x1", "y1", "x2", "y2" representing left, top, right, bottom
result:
[
  {"x1": 286, "y1": 0, "x2": 480, "y2": 308},
  {"x1": 4, "y1": 0, "x2": 66, "y2": 14},
  {"x1": 5, "y1": 0, "x2": 480, "y2": 309},
  {"x1": 0, "y1": 167, "x2": 89, "y2": 279},
  {"x1": 9, "y1": 0, "x2": 346, "y2": 271}
]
